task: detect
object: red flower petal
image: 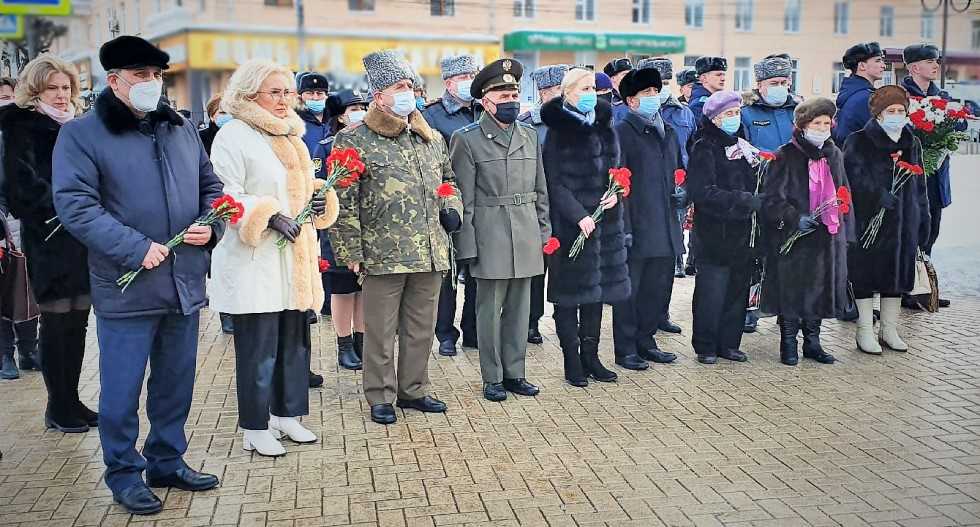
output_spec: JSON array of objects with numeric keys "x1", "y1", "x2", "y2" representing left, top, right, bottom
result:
[
  {"x1": 543, "y1": 236, "x2": 561, "y2": 255},
  {"x1": 674, "y1": 169, "x2": 687, "y2": 187},
  {"x1": 436, "y1": 183, "x2": 456, "y2": 198}
]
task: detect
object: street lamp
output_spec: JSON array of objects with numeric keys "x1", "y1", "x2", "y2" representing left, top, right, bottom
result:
[{"x1": 920, "y1": 0, "x2": 973, "y2": 89}]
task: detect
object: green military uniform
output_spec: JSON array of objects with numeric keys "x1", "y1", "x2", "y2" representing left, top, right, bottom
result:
[
  {"x1": 330, "y1": 104, "x2": 463, "y2": 406},
  {"x1": 450, "y1": 59, "x2": 551, "y2": 387}
]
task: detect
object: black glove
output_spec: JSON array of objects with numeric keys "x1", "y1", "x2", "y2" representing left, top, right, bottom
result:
[
  {"x1": 457, "y1": 257, "x2": 477, "y2": 267},
  {"x1": 311, "y1": 194, "x2": 327, "y2": 216},
  {"x1": 671, "y1": 188, "x2": 688, "y2": 209},
  {"x1": 624, "y1": 233, "x2": 633, "y2": 248},
  {"x1": 268, "y1": 213, "x2": 302, "y2": 242},
  {"x1": 878, "y1": 190, "x2": 899, "y2": 210},
  {"x1": 798, "y1": 214, "x2": 820, "y2": 232},
  {"x1": 439, "y1": 209, "x2": 462, "y2": 233}
]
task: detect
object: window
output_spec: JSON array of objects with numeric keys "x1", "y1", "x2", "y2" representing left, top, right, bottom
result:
[
  {"x1": 685, "y1": 0, "x2": 703, "y2": 28},
  {"x1": 513, "y1": 0, "x2": 535, "y2": 18},
  {"x1": 576, "y1": 0, "x2": 595, "y2": 21},
  {"x1": 735, "y1": 0, "x2": 753, "y2": 31},
  {"x1": 265, "y1": 0, "x2": 292, "y2": 5},
  {"x1": 784, "y1": 0, "x2": 800, "y2": 33},
  {"x1": 683, "y1": 55, "x2": 699, "y2": 67},
  {"x1": 734, "y1": 57, "x2": 751, "y2": 91},
  {"x1": 880, "y1": 6, "x2": 894, "y2": 37},
  {"x1": 515, "y1": 51, "x2": 538, "y2": 105},
  {"x1": 834, "y1": 1, "x2": 849, "y2": 35},
  {"x1": 790, "y1": 58, "x2": 799, "y2": 91},
  {"x1": 832, "y1": 62, "x2": 845, "y2": 94},
  {"x1": 431, "y1": 0, "x2": 454, "y2": 16},
  {"x1": 632, "y1": 0, "x2": 650, "y2": 24},
  {"x1": 921, "y1": 9, "x2": 935, "y2": 40},
  {"x1": 348, "y1": 0, "x2": 374, "y2": 11},
  {"x1": 973, "y1": 20, "x2": 980, "y2": 50}
]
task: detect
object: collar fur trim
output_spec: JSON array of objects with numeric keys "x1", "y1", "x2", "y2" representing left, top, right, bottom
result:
[
  {"x1": 95, "y1": 88, "x2": 183, "y2": 135},
  {"x1": 363, "y1": 102, "x2": 435, "y2": 142},
  {"x1": 223, "y1": 98, "x2": 305, "y2": 137}
]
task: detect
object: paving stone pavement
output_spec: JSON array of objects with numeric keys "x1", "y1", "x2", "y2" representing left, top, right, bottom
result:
[{"x1": 1, "y1": 277, "x2": 979, "y2": 527}]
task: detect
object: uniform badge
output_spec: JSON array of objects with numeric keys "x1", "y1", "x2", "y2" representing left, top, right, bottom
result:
[
  {"x1": 503, "y1": 60, "x2": 512, "y2": 72},
  {"x1": 313, "y1": 158, "x2": 322, "y2": 172},
  {"x1": 503, "y1": 74, "x2": 515, "y2": 83}
]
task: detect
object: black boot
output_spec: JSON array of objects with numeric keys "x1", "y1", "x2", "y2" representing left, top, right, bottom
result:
[
  {"x1": 40, "y1": 313, "x2": 89, "y2": 433},
  {"x1": 65, "y1": 310, "x2": 97, "y2": 427},
  {"x1": 337, "y1": 335, "x2": 362, "y2": 370},
  {"x1": 220, "y1": 313, "x2": 234, "y2": 335},
  {"x1": 353, "y1": 332, "x2": 364, "y2": 361},
  {"x1": 778, "y1": 316, "x2": 800, "y2": 366},
  {"x1": 579, "y1": 336, "x2": 617, "y2": 383},
  {"x1": 560, "y1": 339, "x2": 588, "y2": 387},
  {"x1": 801, "y1": 319, "x2": 835, "y2": 364},
  {"x1": 0, "y1": 347, "x2": 17, "y2": 380},
  {"x1": 16, "y1": 318, "x2": 40, "y2": 371}
]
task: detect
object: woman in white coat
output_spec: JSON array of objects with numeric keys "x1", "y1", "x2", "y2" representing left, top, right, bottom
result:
[{"x1": 210, "y1": 60, "x2": 339, "y2": 457}]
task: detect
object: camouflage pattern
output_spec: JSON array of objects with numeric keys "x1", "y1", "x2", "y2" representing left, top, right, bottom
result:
[{"x1": 328, "y1": 104, "x2": 463, "y2": 276}]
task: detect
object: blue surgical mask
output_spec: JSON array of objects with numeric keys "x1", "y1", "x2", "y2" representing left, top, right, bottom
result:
[
  {"x1": 214, "y1": 114, "x2": 233, "y2": 128},
  {"x1": 636, "y1": 95, "x2": 662, "y2": 118},
  {"x1": 658, "y1": 89, "x2": 672, "y2": 103},
  {"x1": 575, "y1": 92, "x2": 597, "y2": 114},
  {"x1": 305, "y1": 99, "x2": 326, "y2": 114},
  {"x1": 385, "y1": 90, "x2": 417, "y2": 117},
  {"x1": 879, "y1": 114, "x2": 908, "y2": 135},
  {"x1": 415, "y1": 96, "x2": 426, "y2": 111},
  {"x1": 718, "y1": 115, "x2": 741, "y2": 135},
  {"x1": 347, "y1": 110, "x2": 366, "y2": 124},
  {"x1": 456, "y1": 80, "x2": 474, "y2": 102},
  {"x1": 762, "y1": 85, "x2": 789, "y2": 106}
]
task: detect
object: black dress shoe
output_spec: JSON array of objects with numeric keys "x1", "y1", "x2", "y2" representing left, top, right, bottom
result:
[
  {"x1": 658, "y1": 319, "x2": 682, "y2": 334},
  {"x1": 308, "y1": 370, "x2": 324, "y2": 388},
  {"x1": 638, "y1": 348, "x2": 677, "y2": 364},
  {"x1": 74, "y1": 401, "x2": 99, "y2": 428},
  {"x1": 219, "y1": 313, "x2": 234, "y2": 335},
  {"x1": 147, "y1": 466, "x2": 219, "y2": 492},
  {"x1": 718, "y1": 348, "x2": 748, "y2": 362},
  {"x1": 113, "y1": 483, "x2": 162, "y2": 515},
  {"x1": 370, "y1": 404, "x2": 396, "y2": 424},
  {"x1": 614, "y1": 354, "x2": 649, "y2": 370},
  {"x1": 674, "y1": 263, "x2": 686, "y2": 278},
  {"x1": 306, "y1": 310, "x2": 319, "y2": 324},
  {"x1": 697, "y1": 354, "x2": 718, "y2": 365},
  {"x1": 45, "y1": 411, "x2": 89, "y2": 434},
  {"x1": 938, "y1": 298, "x2": 951, "y2": 308},
  {"x1": 527, "y1": 328, "x2": 543, "y2": 344},
  {"x1": 438, "y1": 340, "x2": 457, "y2": 357},
  {"x1": 502, "y1": 378, "x2": 540, "y2": 396},
  {"x1": 483, "y1": 383, "x2": 507, "y2": 402},
  {"x1": 396, "y1": 395, "x2": 447, "y2": 413},
  {"x1": 743, "y1": 313, "x2": 758, "y2": 333},
  {"x1": 684, "y1": 265, "x2": 697, "y2": 276},
  {"x1": 461, "y1": 338, "x2": 478, "y2": 349}
]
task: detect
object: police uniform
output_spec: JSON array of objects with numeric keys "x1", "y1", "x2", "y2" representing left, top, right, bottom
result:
[{"x1": 449, "y1": 59, "x2": 551, "y2": 400}]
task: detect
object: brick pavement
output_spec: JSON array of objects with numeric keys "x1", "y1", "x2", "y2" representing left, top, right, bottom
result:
[{"x1": 1, "y1": 277, "x2": 979, "y2": 527}]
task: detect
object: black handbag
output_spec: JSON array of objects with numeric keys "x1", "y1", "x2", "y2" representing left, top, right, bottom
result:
[{"x1": 0, "y1": 217, "x2": 41, "y2": 323}]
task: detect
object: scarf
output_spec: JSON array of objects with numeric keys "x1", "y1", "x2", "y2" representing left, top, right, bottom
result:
[
  {"x1": 36, "y1": 101, "x2": 75, "y2": 125},
  {"x1": 808, "y1": 157, "x2": 839, "y2": 235},
  {"x1": 562, "y1": 100, "x2": 596, "y2": 125}
]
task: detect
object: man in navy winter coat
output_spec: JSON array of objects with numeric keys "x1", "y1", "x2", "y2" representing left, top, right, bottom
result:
[
  {"x1": 296, "y1": 72, "x2": 332, "y2": 155},
  {"x1": 740, "y1": 54, "x2": 799, "y2": 152},
  {"x1": 833, "y1": 42, "x2": 885, "y2": 146},
  {"x1": 604, "y1": 57, "x2": 633, "y2": 123},
  {"x1": 52, "y1": 36, "x2": 222, "y2": 515},
  {"x1": 689, "y1": 56, "x2": 728, "y2": 123}
]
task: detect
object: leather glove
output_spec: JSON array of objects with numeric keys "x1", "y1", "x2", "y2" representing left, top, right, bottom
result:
[
  {"x1": 878, "y1": 190, "x2": 899, "y2": 210},
  {"x1": 671, "y1": 188, "x2": 688, "y2": 209},
  {"x1": 439, "y1": 209, "x2": 462, "y2": 233},
  {"x1": 268, "y1": 213, "x2": 302, "y2": 242},
  {"x1": 624, "y1": 233, "x2": 633, "y2": 249},
  {"x1": 798, "y1": 214, "x2": 820, "y2": 232},
  {"x1": 457, "y1": 257, "x2": 477, "y2": 267},
  {"x1": 311, "y1": 194, "x2": 327, "y2": 216}
]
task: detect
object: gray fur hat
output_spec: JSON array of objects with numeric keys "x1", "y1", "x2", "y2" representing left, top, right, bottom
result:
[
  {"x1": 754, "y1": 55, "x2": 793, "y2": 82},
  {"x1": 440, "y1": 54, "x2": 480, "y2": 80},
  {"x1": 530, "y1": 64, "x2": 568, "y2": 90},
  {"x1": 362, "y1": 50, "x2": 415, "y2": 92},
  {"x1": 636, "y1": 57, "x2": 673, "y2": 81}
]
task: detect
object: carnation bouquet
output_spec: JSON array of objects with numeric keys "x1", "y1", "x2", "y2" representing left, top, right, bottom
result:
[
  {"x1": 778, "y1": 186, "x2": 851, "y2": 255},
  {"x1": 859, "y1": 152, "x2": 924, "y2": 249},
  {"x1": 749, "y1": 152, "x2": 776, "y2": 248},
  {"x1": 568, "y1": 168, "x2": 631, "y2": 260},
  {"x1": 907, "y1": 96, "x2": 973, "y2": 176},
  {"x1": 436, "y1": 182, "x2": 460, "y2": 289}
]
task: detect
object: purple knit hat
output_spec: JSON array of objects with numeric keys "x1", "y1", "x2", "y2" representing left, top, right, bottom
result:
[
  {"x1": 703, "y1": 90, "x2": 742, "y2": 120},
  {"x1": 594, "y1": 72, "x2": 614, "y2": 91}
]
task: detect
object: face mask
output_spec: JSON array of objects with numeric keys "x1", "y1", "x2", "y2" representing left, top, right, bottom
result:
[
  {"x1": 762, "y1": 85, "x2": 789, "y2": 105},
  {"x1": 214, "y1": 114, "x2": 233, "y2": 128},
  {"x1": 491, "y1": 101, "x2": 520, "y2": 124},
  {"x1": 389, "y1": 90, "x2": 417, "y2": 117},
  {"x1": 119, "y1": 77, "x2": 163, "y2": 113},
  {"x1": 576, "y1": 92, "x2": 597, "y2": 114},
  {"x1": 879, "y1": 114, "x2": 908, "y2": 135},
  {"x1": 598, "y1": 92, "x2": 613, "y2": 104},
  {"x1": 415, "y1": 96, "x2": 426, "y2": 111},
  {"x1": 455, "y1": 80, "x2": 474, "y2": 102},
  {"x1": 658, "y1": 89, "x2": 672, "y2": 103},
  {"x1": 0, "y1": 99, "x2": 12, "y2": 107},
  {"x1": 804, "y1": 128, "x2": 831, "y2": 147},
  {"x1": 636, "y1": 95, "x2": 661, "y2": 118},
  {"x1": 347, "y1": 110, "x2": 366, "y2": 124},
  {"x1": 37, "y1": 101, "x2": 75, "y2": 125},
  {"x1": 718, "y1": 115, "x2": 741, "y2": 135},
  {"x1": 305, "y1": 99, "x2": 326, "y2": 114}
]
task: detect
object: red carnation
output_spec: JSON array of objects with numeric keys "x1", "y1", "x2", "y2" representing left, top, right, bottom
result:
[
  {"x1": 543, "y1": 237, "x2": 560, "y2": 255},
  {"x1": 337, "y1": 172, "x2": 361, "y2": 188},
  {"x1": 890, "y1": 151, "x2": 902, "y2": 161},
  {"x1": 836, "y1": 186, "x2": 851, "y2": 215},
  {"x1": 909, "y1": 163, "x2": 924, "y2": 176},
  {"x1": 319, "y1": 257, "x2": 330, "y2": 273},
  {"x1": 930, "y1": 98, "x2": 948, "y2": 110},
  {"x1": 759, "y1": 151, "x2": 776, "y2": 161},
  {"x1": 436, "y1": 183, "x2": 456, "y2": 198},
  {"x1": 609, "y1": 167, "x2": 632, "y2": 196},
  {"x1": 673, "y1": 169, "x2": 687, "y2": 187}
]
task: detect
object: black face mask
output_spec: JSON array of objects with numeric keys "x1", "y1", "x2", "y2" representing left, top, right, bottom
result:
[
  {"x1": 492, "y1": 101, "x2": 521, "y2": 124},
  {"x1": 598, "y1": 92, "x2": 614, "y2": 104}
]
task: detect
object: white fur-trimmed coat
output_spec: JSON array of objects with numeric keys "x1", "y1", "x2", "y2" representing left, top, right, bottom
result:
[{"x1": 208, "y1": 100, "x2": 339, "y2": 314}]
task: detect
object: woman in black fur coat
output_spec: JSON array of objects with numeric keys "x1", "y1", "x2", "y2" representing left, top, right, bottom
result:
[
  {"x1": 760, "y1": 98, "x2": 854, "y2": 366},
  {"x1": 541, "y1": 68, "x2": 630, "y2": 387}
]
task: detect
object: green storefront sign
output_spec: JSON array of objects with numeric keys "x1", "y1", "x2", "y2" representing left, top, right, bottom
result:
[{"x1": 503, "y1": 30, "x2": 685, "y2": 54}]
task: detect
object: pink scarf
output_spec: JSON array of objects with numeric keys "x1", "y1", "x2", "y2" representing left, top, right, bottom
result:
[
  {"x1": 808, "y1": 158, "x2": 839, "y2": 234},
  {"x1": 36, "y1": 101, "x2": 75, "y2": 125}
]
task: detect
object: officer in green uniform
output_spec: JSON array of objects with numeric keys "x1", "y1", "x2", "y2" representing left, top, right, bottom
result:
[{"x1": 449, "y1": 58, "x2": 552, "y2": 402}]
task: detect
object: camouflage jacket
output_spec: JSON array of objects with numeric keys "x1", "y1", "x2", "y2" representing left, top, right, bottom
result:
[{"x1": 329, "y1": 103, "x2": 463, "y2": 276}]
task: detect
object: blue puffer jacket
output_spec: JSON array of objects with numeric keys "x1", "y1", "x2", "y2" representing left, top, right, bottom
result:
[
  {"x1": 297, "y1": 108, "x2": 331, "y2": 155},
  {"x1": 661, "y1": 95, "x2": 696, "y2": 166},
  {"x1": 740, "y1": 90, "x2": 798, "y2": 153},
  {"x1": 688, "y1": 83, "x2": 713, "y2": 122},
  {"x1": 901, "y1": 76, "x2": 966, "y2": 208},
  {"x1": 834, "y1": 75, "x2": 875, "y2": 147}
]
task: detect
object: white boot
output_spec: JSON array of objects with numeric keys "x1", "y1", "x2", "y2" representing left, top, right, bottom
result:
[
  {"x1": 856, "y1": 298, "x2": 882, "y2": 355},
  {"x1": 269, "y1": 415, "x2": 317, "y2": 444},
  {"x1": 243, "y1": 429, "x2": 286, "y2": 457},
  {"x1": 879, "y1": 297, "x2": 908, "y2": 352}
]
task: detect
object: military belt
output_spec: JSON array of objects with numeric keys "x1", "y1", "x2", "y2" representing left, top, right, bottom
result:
[{"x1": 474, "y1": 192, "x2": 538, "y2": 207}]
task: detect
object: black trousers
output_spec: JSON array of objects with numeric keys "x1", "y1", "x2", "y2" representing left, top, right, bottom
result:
[
  {"x1": 435, "y1": 268, "x2": 477, "y2": 345},
  {"x1": 529, "y1": 261, "x2": 548, "y2": 330},
  {"x1": 613, "y1": 256, "x2": 674, "y2": 357},
  {"x1": 553, "y1": 303, "x2": 602, "y2": 348},
  {"x1": 926, "y1": 202, "x2": 942, "y2": 256},
  {"x1": 232, "y1": 310, "x2": 310, "y2": 430},
  {"x1": 692, "y1": 262, "x2": 753, "y2": 357}
]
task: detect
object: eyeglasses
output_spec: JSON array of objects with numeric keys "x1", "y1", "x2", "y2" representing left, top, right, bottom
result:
[{"x1": 256, "y1": 89, "x2": 297, "y2": 101}]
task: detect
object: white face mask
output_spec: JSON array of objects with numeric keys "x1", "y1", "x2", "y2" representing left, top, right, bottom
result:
[
  {"x1": 804, "y1": 128, "x2": 831, "y2": 147},
  {"x1": 389, "y1": 89, "x2": 417, "y2": 117},
  {"x1": 118, "y1": 76, "x2": 163, "y2": 112},
  {"x1": 347, "y1": 110, "x2": 366, "y2": 124}
]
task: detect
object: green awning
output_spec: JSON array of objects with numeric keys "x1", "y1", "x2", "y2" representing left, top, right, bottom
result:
[{"x1": 503, "y1": 30, "x2": 685, "y2": 54}]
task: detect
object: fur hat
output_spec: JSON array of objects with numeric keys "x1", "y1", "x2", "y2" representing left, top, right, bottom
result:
[
  {"x1": 440, "y1": 54, "x2": 480, "y2": 80},
  {"x1": 754, "y1": 55, "x2": 792, "y2": 81},
  {"x1": 636, "y1": 57, "x2": 673, "y2": 81},
  {"x1": 100, "y1": 35, "x2": 170, "y2": 71},
  {"x1": 603, "y1": 57, "x2": 633, "y2": 77},
  {"x1": 619, "y1": 68, "x2": 663, "y2": 99},
  {"x1": 363, "y1": 50, "x2": 415, "y2": 93},
  {"x1": 869, "y1": 85, "x2": 910, "y2": 117},
  {"x1": 530, "y1": 64, "x2": 568, "y2": 90},
  {"x1": 794, "y1": 97, "x2": 837, "y2": 128},
  {"x1": 677, "y1": 68, "x2": 698, "y2": 87},
  {"x1": 695, "y1": 56, "x2": 727, "y2": 76},
  {"x1": 903, "y1": 44, "x2": 941, "y2": 64},
  {"x1": 703, "y1": 90, "x2": 741, "y2": 120},
  {"x1": 843, "y1": 42, "x2": 883, "y2": 71}
]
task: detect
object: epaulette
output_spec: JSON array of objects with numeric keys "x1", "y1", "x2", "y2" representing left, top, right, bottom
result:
[{"x1": 457, "y1": 122, "x2": 481, "y2": 134}]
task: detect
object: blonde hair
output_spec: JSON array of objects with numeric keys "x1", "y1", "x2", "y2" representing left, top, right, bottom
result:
[
  {"x1": 560, "y1": 68, "x2": 594, "y2": 97},
  {"x1": 14, "y1": 53, "x2": 82, "y2": 112},
  {"x1": 221, "y1": 60, "x2": 295, "y2": 114}
]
